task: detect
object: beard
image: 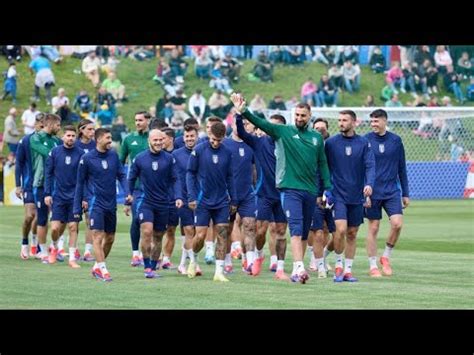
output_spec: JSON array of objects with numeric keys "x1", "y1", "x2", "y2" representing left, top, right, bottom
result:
[{"x1": 295, "y1": 121, "x2": 307, "y2": 130}]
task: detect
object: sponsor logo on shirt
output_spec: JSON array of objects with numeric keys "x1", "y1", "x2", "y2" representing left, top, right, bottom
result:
[{"x1": 312, "y1": 137, "x2": 318, "y2": 146}]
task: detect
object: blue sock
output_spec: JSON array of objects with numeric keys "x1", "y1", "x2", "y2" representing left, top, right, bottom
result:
[
  {"x1": 130, "y1": 217, "x2": 141, "y2": 251},
  {"x1": 22, "y1": 238, "x2": 29, "y2": 245},
  {"x1": 143, "y1": 258, "x2": 151, "y2": 269},
  {"x1": 151, "y1": 259, "x2": 158, "y2": 271}
]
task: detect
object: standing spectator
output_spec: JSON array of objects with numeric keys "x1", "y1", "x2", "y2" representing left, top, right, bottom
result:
[
  {"x1": 1, "y1": 62, "x2": 17, "y2": 104},
  {"x1": 369, "y1": 46, "x2": 386, "y2": 73},
  {"x1": 456, "y1": 51, "x2": 473, "y2": 79},
  {"x1": 253, "y1": 50, "x2": 273, "y2": 82},
  {"x1": 51, "y1": 88, "x2": 69, "y2": 114},
  {"x1": 268, "y1": 95, "x2": 287, "y2": 110},
  {"x1": 21, "y1": 102, "x2": 39, "y2": 135},
  {"x1": 4, "y1": 107, "x2": 20, "y2": 154},
  {"x1": 318, "y1": 74, "x2": 339, "y2": 107},
  {"x1": 29, "y1": 54, "x2": 55, "y2": 105},
  {"x1": 243, "y1": 45, "x2": 253, "y2": 59},
  {"x1": 82, "y1": 51, "x2": 102, "y2": 87},
  {"x1": 101, "y1": 71, "x2": 126, "y2": 105},
  {"x1": 434, "y1": 45, "x2": 453, "y2": 75},
  {"x1": 301, "y1": 77, "x2": 321, "y2": 107},
  {"x1": 343, "y1": 60, "x2": 361, "y2": 93},
  {"x1": 249, "y1": 94, "x2": 267, "y2": 114},
  {"x1": 188, "y1": 89, "x2": 207, "y2": 124}
]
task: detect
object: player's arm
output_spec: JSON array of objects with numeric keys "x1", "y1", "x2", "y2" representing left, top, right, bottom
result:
[
  {"x1": 226, "y1": 154, "x2": 238, "y2": 210},
  {"x1": 171, "y1": 157, "x2": 184, "y2": 208},
  {"x1": 186, "y1": 149, "x2": 199, "y2": 209},
  {"x1": 73, "y1": 157, "x2": 88, "y2": 216},
  {"x1": 119, "y1": 136, "x2": 129, "y2": 164},
  {"x1": 44, "y1": 151, "x2": 55, "y2": 206},
  {"x1": 15, "y1": 139, "x2": 25, "y2": 196},
  {"x1": 117, "y1": 158, "x2": 132, "y2": 204},
  {"x1": 317, "y1": 136, "x2": 332, "y2": 194},
  {"x1": 30, "y1": 133, "x2": 50, "y2": 157},
  {"x1": 398, "y1": 140, "x2": 410, "y2": 207},
  {"x1": 235, "y1": 114, "x2": 259, "y2": 149},
  {"x1": 363, "y1": 140, "x2": 376, "y2": 197}
]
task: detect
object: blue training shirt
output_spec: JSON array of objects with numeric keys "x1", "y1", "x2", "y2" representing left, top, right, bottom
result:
[
  {"x1": 172, "y1": 146, "x2": 193, "y2": 204},
  {"x1": 15, "y1": 133, "x2": 34, "y2": 191}
]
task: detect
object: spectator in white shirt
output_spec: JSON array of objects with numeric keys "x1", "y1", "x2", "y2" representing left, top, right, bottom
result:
[
  {"x1": 188, "y1": 89, "x2": 207, "y2": 124},
  {"x1": 21, "y1": 102, "x2": 39, "y2": 135},
  {"x1": 82, "y1": 51, "x2": 101, "y2": 87},
  {"x1": 51, "y1": 88, "x2": 69, "y2": 114}
]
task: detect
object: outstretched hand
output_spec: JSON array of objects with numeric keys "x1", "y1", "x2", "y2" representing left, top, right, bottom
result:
[{"x1": 230, "y1": 93, "x2": 246, "y2": 114}]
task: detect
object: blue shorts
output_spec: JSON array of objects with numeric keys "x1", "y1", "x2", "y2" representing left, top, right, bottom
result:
[
  {"x1": 89, "y1": 208, "x2": 117, "y2": 233},
  {"x1": 311, "y1": 205, "x2": 335, "y2": 233},
  {"x1": 230, "y1": 194, "x2": 257, "y2": 222},
  {"x1": 23, "y1": 189, "x2": 35, "y2": 204},
  {"x1": 33, "y1": 187, "x2": 49, "y2": 227},
  {"x1": 51, "y1": 200, "x2": 80, "y2": 223},
  {"x1": 280, "y1": 188, "x2": 316, "y2": 240},
  {"x1": 132, "y1": 190, "x2": 145, "y2": 221},
  {"x1": 168, "y1": 204, "x2": 179, "y2": 227},
  {"x1": 195, "y1": 205, "x2": 230, "y2": 226},
  {"x1": 178, "y1": 206, "x2": 195, "y2": 227},
  {"x1": 332, "y1": 201, "x2": 364, "y2": 227},
  {"x1": 256, "y1": 196, "x2": 287, "y2": 223},
  {"x1": 138, "y1": 202, "x2": 169, "y2": 232},
  {"x1": 365, "y1": 196, "x2": 403, "y2": 220}
]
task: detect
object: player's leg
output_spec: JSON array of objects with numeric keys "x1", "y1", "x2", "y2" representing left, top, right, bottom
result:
[
  {"x1": 89, "y1": 209, "x2": 111, "y2": 281},
  {"x1": 365, "y1": 199, "x2": 383, "y2": 276},
  {"x1": 177, "y1": 207, "x2": 195, "y2": 275},
  {"x1": 140, "y1": 220, "x2": 154, "y2": 275},
  {"x1": 188, "y1": 206, "x2": 210, "y2": 278},
  {"x1": 229, "y1": 211, "x2": 242, "y2": 260},
  {"x1": 20, "y1": 201, "x2": 36, "y2": 259},
  {"x1": 342, "y1": 204, "x2": 364, "y2": 282},
  {"x1": 213, "y1": 207, "x2": 231, "y2": 282},
  {"x1": 48, "y1": 220, "x2": 64, "y2": 264},
  {"x1": 309, "y1": 204, "x2": 324, "y2": 273},
  {"x1": 380, "y1": 197, "x2": 404, "y2": 276},
  {"x1": 204, "y1": 221, "x2": 216, "y2": 263},
  {"x1": 162, "y1": 205, "x2": 178, "y2": 269},
  {"x1": 81, "y1": 211, "x2": 95, "y2": 262},
  {"x1": 34, "y1": 188, "x2": 50, "y2": 263},
  {"x1": 145, "y1": 205, "x2": 168, "y2": 278},
  {"x1": 129, "y1": 193, "x2": 143, "y2": 266},
  {"x1": 67, "y1": 220, "x2": 80, "y2": 268}
]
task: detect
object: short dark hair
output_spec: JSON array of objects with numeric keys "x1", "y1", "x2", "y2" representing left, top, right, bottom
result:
[
  {"x1": 160, "y1": 127, "x2": 175, "y2": 139},
  {"x1": 135, "y1": 111, "x2": 152, "y2": 120},
  {"x1": 44, "y1": 113, "x2": 61, "y2": 124},
  {"x1": 30, "y1": 102, "x2": 37, "y2": 109},
  {"x1": 184, "y1": 125, "x2": 198, "y2": 134},
  {"x1": 270, "y1": 114, "x2": 286, "y2": 125},
  {"x1": 149, "y1": 118, "x2": 168, "y2": 130},
  {"x1": 183, "y1": 118, "x2": 199, "y2": 127},
  {"x1": 207, "y1": 116, "x2": 222, "y2": 124},
  {"x1": 295, "y1": 103, "x2": 311, "y2": 112},
  {"x1": 369, "y1": 109, "x2": 388, "y2": 119},
  {"x1": 95, "y1": 128, "x2": 111, "y2": 140},
  {"x1": 63, "y1": 125, "x2": 77, "y2": 133},
  {"x1": 210, "y1": 121, "x2": 226, "y2": 138},
  {"x1": 35, "y1": 112, "x2": 45, "y2": 122},
  {"x1": 339, "y1": 109, "x2": 357, "y2": 121},
  {"x1": 314, "y1": 117, "x2": 329, "y2": 129}
]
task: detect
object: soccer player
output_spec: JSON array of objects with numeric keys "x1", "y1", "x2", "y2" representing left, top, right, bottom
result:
[
  {"x1": 127, "y1": 129, "x2": 183, "y2": 278},
  {"x1": 222, "y1": 115, "x2": 257, "y2": 276},
  {"x1": 325, "y1": 110, "x2": 375, "y2": 282},
  {"x1": 29, "y1": 113, "x2": 62, "y2": 263},
  {"x1": 186, "y1": 121, "x2": 237, "y2": 282},
  {"x1": 159, "y1": 127, "x2": 179, "y2": 269},
  {"x1": 231, "y1": 93, "x2": 331, "y2": 284},
  {"x1": 173, "y1": 118, "x2": 200, "y2": 150},
  {"x1": 235, "y1": 113, "x2": 289, "y2": 280},
  {"x1": 15, "y1": 113, "x2": 44, "y2": 259},
  {"x1": 365, "y1": 109, "x2": 409, "y2": 277},
  {"x1": 75, "y1": 118, "x2": 97, "y2": 262},
  {"x1": 308, "y1": 118, "x2": 336, "y2": 278},
  {"x1": 44, "y1": 125, "x2": 83, "y2": 268},
  {"x1": 73, "y1": 128, "x2": 131, "y2": 281},
  {"x1": 120, "y1": 111, "x2": 151, "y2": 267},
  {"x1": 172, "y1": 125, "x2": 199, "y2": 275}
]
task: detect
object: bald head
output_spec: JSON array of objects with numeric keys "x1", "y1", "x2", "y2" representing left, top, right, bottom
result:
[{"x1": 149, "y1": 129, "x2": 165, "y2": 153}]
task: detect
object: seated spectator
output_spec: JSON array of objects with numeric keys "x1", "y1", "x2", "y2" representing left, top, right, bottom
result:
[
  {"x1": 467, "y1": 77, "x2": 474, "y2": 101},
  {"x1": 341, "y1": 45, "x2": 359, "y2": 64},
  {"x1": 283, "y1": 45, "x2": 303, "y2": 65},
  {"x1": 252, "y1": 50, "x2": 273, "y2": 82},
  {"x1": 156, "y1": 93, "x2": 174, "y2": 121},
  {"x1": 1, "y1": 62, "x2": 17, "y2": 104},
  {"x1": 170, "y1": 89, "x2": 190, "y2": 126},
  {"x1": 208, "y1": 45, "x2": 226, "y2": 62},
  {"x1": 96, "y1": 87, "x2": 116, "y2": 116},
  {"x1": 169, "y1": 48, "x2": 188, "y2": 80},
  {"x1": 221, "y1": 52, "x2": 242, "y2": 82},
  {"x1": 420, "y1": 59, "x2": 439, "y2": 94},
  {"x1": 191, "y1": 45, "x2": 208, "y2": 57},
  {"x1": 385, "y1": 93, "x2": 403, "y2": 107},
  {"x1": 268, "y1": 95, "x2": 287, "y2": 110},
  {"x1": 29, "y1": 53, "x2": 55, "y2": 105},
  {"x1": 101, "y1": 71, "x2": 126, "y2": 105},
  {"x1": 385, "y1": 61, "x2": 405, "y2": 94},
  {"x1": 97, "y1": 104, "x2": 114, "y2": 128},
  {"x1": 129, "y1": 46, "x2": 155, "y2": 61},
  {"x1": 380, "y1": 84, "x2": 394, "y2": 102},
  {"x1": 52, "y1": 88, "x2": 69, "y2": 114},
  {"x1": 243, "y1": 45, "x2": 253, "y2": 60},
  {"x1": 149, "y1": 106, "x2": 157, "y2": 120},
  {"x1": 369, "y1": 46, "x2": 386, "y2": 73},
  {"x1": 363, "y1": 94, "x2": 376, "y2": 107},
  {"x1": 434, "y1": 45, "x2": 453, "y2": 75},
  {"x1": 188, "y1": 89, "x2": 208, "y2": 124},
  {"x1": 415, "y1": 45, "x2": 434, "y2": 67},
  {"x1": 3, "y1": 45, "x2": 22, "y2": 62},
  {"x1": 57, "y1": 103, "x2": 76, "y2": 127},
  {"x1": 249, "y1": 94, "x2": 267, "y2": 114},
  {"x1": 318, "y1": 74, "x2": 338, "y2": 107},
  {"x1": 301, "y1": 77, "x2": 321, "y2": 107},
  {"x1": 443, "y1": 64, "x2": 465, "y2": 104},
  {"x1": 328, "y1": 63, "x2": 344, "y2": 89},
  {"x1": 194, "y1": 50, "x2": 212, "y2": 79},
  {"x1": 209, "y1": 60, "x2": 233, "y2": 94},
  {"x1": 285, "y1": 96, "x2": 299, "y2": 111},
  {"x1": 101, "y1": 53, "x2": 120, "y2": 75},
  {"x1": 456, "y1": 51, "x2": 473, "y2": 79},
  {"x1": 402, "y1": 62, "x2": 418, "y2": 98},
  {"x1": 268, "y1": 46, "x2": 284, "y2": 65},
  {"x1": 413, "y1": 62, "x2": 430, "y2": 100},
  {"x1": 82, "y1": 51, "x2": 101, "y2": 87},
  {"x1": 343, "y1": 60, "x2": 361, "y2": 93},
  {"x1": 208, "y1": 89, "x2": 232, "y2": 118},
  {"x1": 111, "y1": 115, "x2": 129, "y2": 148},
  {"x1": 312, "y1": 45, "x2": 330, "y2": 65},
  {"x1": 40, "y1": 46, "x2": 63, "y2": 64},
  {"x1": 73, "y1": 90, "x2": 93, "y2": 117}
]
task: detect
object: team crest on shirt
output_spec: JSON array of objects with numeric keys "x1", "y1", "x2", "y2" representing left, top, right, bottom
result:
[
  {"x1": 101, "y1": 160, "x2": 108, "y2": 169},
  {"x1": 212, "y1": 154, "x2": 219, "y2": 164},
  {"x1": 286, "y1": 210, "x2": 291, "y2": 218},
  {"x1": 379, "y1": 144, "x2": 385, "y2": 153},
  {"x1": 345, "y1": 146, "x2": 352, "y2": 156},
  {"x1": 84, "y1": 149, "x2": 89, "y2": 153},
  {"x1": 65, "y1": 156, "x2": 71, "y2": 165},
  {"x1": 152, "y1": 161, "x2": 158, "y2": 171},
  {"x1": 239, "y1": 148, "x2": 245, "y2": 157},
  {"x1": 312, "y1": 137, "x2": 318, "y2": 146}
]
